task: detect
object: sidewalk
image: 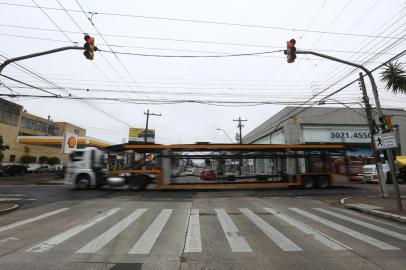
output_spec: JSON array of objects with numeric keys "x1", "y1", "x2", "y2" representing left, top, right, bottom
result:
[{"x1": 341, "y1": 196, "x2": 406, "y2": 224}]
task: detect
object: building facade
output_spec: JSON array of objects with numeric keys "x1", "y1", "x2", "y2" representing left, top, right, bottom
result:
[
  {"x1": 0, "y1": 98, "x2": 111, "y2": 165},
  {"x1": 243, "y1": 106, "x2": 406, "y2": 175}
]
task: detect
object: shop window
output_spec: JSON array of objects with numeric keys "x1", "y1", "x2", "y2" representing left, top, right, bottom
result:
[{"x1": 9, "y1": 155, "x2": 16, "y2": 162}]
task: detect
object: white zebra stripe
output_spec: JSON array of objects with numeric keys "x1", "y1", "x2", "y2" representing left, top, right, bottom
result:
[
  {"x1": 289, "y1": 208, "x2": 399, "y2": 250},
  {"x1": 128, "y1": 209, "x2": 173, "y2": 254}
]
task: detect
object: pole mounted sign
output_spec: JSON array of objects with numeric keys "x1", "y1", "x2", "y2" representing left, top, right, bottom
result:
[
  {"x1": 62, "y1": 133, "x2": 78, "y2": 153},
  {"x1": 374, "y1": 132, "x2": 398, "y2": 150}
]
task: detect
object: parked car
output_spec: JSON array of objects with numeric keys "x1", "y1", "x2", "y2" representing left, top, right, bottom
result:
[
  {"x1": 34, "y1": 166, "x2": 53, "y2": 173},
  {"x1": 200, "y1": 170, "x2": 217, "y2": 180},
  {"x1": 0, "y1": 165, "x2": 28, "y2": 176}
]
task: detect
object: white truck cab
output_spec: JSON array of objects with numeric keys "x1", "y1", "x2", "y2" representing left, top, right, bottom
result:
[{"x1": 64, "y1": 147, "x2": 106, "y2": 189}]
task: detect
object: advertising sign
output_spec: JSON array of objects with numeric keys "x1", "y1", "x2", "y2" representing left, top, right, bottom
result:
[
  {"x1": 129, "y1": 128, "x2": 155, "y2": 143},
  {"x1": 62, "y1": 133, "x2": 78, "y2": 153},
  {"x1": 302, "y1": 126, "x2": 372, "y2": 143}
]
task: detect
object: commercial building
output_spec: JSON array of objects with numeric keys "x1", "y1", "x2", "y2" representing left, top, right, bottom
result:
[
  {"x1": 243, "y1": 106, "x2": 406, "y2": 176},
  {"x1": 0, "y1": 98, "x2": 112, "y2": 165}
]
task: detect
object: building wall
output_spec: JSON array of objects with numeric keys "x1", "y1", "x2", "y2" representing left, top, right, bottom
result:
[{"x1": 0, "y1": 98, "x2": 85, "y2": 165}]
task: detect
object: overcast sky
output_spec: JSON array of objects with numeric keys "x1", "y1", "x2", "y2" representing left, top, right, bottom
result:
[{"x1": 0, "y1": 0, "x2": 405, "y2": 144}]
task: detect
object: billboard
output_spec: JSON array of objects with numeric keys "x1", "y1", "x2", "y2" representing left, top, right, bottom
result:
[
  {"x1": 62, "y1": 133, "x2": 78, "y2": 153},
  {"x1": 129, "y1": 128, "x2": 155, "y2": 143}
]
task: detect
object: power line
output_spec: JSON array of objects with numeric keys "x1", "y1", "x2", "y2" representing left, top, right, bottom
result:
[
  {"x1": 98, "y1": 49, "x2": 284, "y2": 58},
  {"x1": 1, "y1": 2, "x2": 405, "y2": 40}
]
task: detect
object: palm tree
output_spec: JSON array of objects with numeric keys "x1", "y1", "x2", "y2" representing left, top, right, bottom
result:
[{"x1": 380, "y1": 61, "x2": 406, "y2": 94}]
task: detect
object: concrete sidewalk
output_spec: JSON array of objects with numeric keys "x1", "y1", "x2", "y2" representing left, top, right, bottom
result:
[{"x1": 341, "y1": 196, "x2": 406, "y2": 224}]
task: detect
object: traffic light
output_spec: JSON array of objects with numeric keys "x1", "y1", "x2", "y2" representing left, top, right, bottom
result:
[
  {"x1": 285, "y1": 39, "x2": 296, "y2": 63},
  {"x1": 83, "y1": 35, "x2": 97, "y2": 60},
  {"x1": 382, "y1": 115, "x2": 393, "y2": 132}
]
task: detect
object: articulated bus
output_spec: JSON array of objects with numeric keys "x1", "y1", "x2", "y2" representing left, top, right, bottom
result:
[{"x1": 65, "y1": 143, "x2": 349, "y2": 190}]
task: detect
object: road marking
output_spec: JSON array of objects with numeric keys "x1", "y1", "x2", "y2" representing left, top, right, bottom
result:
[
  {"x1": 26, "y1": 208, "x2": 121, "y2": 253},
  {"x1": 289, "y1": 208, "x2": 400, "y2": 250},
  {"x1": 0, "y1": 208, "x2": 69, "y2": 233},
  {"x1": 334, "y1": 207, "x2": 406, "y2": 231},
  {"x1": 128, "y1": 209, "x2": 173, "y2": 254},
  {"x1": 184, "y1": 208, "x2": 202, "y2": 252},
  {"x1": 240, "y1": 208, "x2": 302, "y2": 251},
  {"x1": 215, "y1": 208, "x2": 252, "y2": 252},
  {"x1": 76, "y1": 208, "x2": 147, "y2": 253},
  {"x1": 314, "y1": 208, "x2": 406, "y2": 241},
  {"x1": 265, "y1": 208, "x2": 349, "y2": 250}
]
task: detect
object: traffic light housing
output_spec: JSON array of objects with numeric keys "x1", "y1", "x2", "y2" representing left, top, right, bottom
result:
[
  {"x1": 83, "y1": 35, "x2": 97, "y2": 60},
  {"x1": 382, "y1": 115, "x2": 393, "y2": 132},
  {"x1": 285, "y1": 39, "x2": 296, "y2": 63}
]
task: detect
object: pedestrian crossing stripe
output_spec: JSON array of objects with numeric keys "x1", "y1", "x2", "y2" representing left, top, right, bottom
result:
[{"x1": 19, "y1": 207, "x2": 405, "y2": 255}]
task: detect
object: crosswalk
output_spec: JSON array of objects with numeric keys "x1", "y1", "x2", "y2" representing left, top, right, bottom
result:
[{"x1": 1, "y1": 205, "x2": 405, "y2": 256}]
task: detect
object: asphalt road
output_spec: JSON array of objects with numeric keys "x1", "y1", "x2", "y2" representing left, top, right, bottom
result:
[{"x1": 0, "y1": 183, "x2": 405, "y2": 270}]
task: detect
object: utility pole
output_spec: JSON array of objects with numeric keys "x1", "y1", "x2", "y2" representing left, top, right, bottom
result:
[
  {"x1": 45, "y1": 115, "x2": 51, "y2": 136},
  {"x1": 233, "y1": 117, "x2": 247, "y2": 144},
  {"x1": 359, "y1": 72, "x2": 388, "y2": 197},
  {"x1": 144, "y1": 109, "x2": 161, "y2": 143},
  {"x1": 233, "y1": 117, "x2": 247, "y2": 176},
  {"x1": 292, "y1": 49, "x2": 402, "y2": 210}
]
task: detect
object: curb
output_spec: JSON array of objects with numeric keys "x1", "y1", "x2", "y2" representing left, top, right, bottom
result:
[
  {"x1": 340, "y1": 197, "x2": 406, "y2": 224},
  {"x1": 0, "y1": 204, "x2": 19, "y2": 215}
]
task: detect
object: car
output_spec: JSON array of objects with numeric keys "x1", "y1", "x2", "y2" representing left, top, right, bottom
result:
[
  {"x1": 186, "y1": 167, "x2": 195, "y2": 176},
  {"x1": 200, "y1": 170, "x2": 217, "y2": 180},
  {"x1": 0, "y1": 165, "x2": 28, "y2": 176},
  {"x1": 34, "y1": 166, "x2": 53, "y2": 173}
]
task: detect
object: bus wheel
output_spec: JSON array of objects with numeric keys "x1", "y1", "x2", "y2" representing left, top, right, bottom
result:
[
  {"x1": 76, "y1": 175, "x2": 90, "y2": 190},
  {"x1": 301, "y1": 176, "x2": 314, "y2": 189},
  {"x1": 317, "y1": 176, "x2": 330, "y2": 189}
]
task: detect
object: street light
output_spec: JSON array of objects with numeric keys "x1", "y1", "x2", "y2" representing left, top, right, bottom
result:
[{"x1": 216, "y1": 128, "x2": 234, "y2": 143}]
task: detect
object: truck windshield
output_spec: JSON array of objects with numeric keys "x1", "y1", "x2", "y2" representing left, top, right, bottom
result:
[{"x1": 69, "y1": 151, "x2": 84, "y2": 162}]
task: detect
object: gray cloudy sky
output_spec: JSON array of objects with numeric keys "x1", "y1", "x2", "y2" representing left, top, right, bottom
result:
[{"x1": 0, "y1": 0, "x2": 405, "y2": 144}]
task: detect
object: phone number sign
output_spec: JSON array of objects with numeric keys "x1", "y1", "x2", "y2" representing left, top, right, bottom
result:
[{"x1": 302, "y1": 126, "x2": 371, "y2": 143}]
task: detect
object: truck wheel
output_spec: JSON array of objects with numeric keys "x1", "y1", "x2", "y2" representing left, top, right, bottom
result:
[
  {"x1": 301, "y1": 176, "x2": 314, "y2": 189},
  {"x1": 128, "y1": 175, "x2": 150, "y2": 191},
  {"x1": 76, "y1": 175, "x2": 90, "y2": 190},
  {"x1": 316, "y1": 176, "x2": 329, "y2": 189}
]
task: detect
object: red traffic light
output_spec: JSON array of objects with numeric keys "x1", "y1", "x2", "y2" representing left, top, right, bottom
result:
[
  {"x1": 83, "y1": 35, "x2": 96, "y2": 60},
  {"x1": 286, "y1": 39, "x2": 296, "y2": 63}
]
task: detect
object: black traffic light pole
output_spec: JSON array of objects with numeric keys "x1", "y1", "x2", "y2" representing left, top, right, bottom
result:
[
  {"x1": 0, "y1": 46, "x2": 84, "y2": 74},
  {"x1": 295, "y1": 50, "x2": 402, "y2": 211}
]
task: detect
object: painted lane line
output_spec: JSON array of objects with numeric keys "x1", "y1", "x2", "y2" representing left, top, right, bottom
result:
[
  {"x1": 334, "y1": 207, "x2": 406, "y2": 231},
  {"x1": 76, "y1": 208, "x2": 147, "y2": 253},
  {"x1": 26, "y1": 208, "x2": 121, "y2": 253},
  {"x1": 215, "y1": 208, "x2": 252, "y2": 252},
  {"x1": 314, "y1": 208, "x2": 406, "y2": 241},
  {"x1": 184, "y1": 208, "x2": 202, "y2": 253},
  {"x1": 289, "y1": 208, "x2": 399, "y2": 250},
  {"x1": 240, "y1": 208, "x2": 302, "y2": 251},
  {"x1": 0, "y1": 208, "x2": 69, "y2": 233},
  {"x1": 128, "y1": 209, "x2": 173, "y2": 254},
  {"x1": 265, "y1": 208, "x2": 349, "y2": 250}
]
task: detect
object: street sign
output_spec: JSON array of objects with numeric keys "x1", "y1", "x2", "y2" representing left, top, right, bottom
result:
[{"x1": 374, "y1": 132, "x2": 398, "y2": 150}]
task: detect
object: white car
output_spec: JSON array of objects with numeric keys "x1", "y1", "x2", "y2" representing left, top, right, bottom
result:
[
  {"x1": 362, "y1": 164, "x2": 390, "y2": 183},
  {"x1": 186, "y1": 167, "x2": 195, "y2": 176}
]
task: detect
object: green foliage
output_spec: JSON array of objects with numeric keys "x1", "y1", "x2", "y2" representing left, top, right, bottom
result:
[
  {"x1": 380, "y1": 61, "x2": 406, "y2": 94},
  {"x1": 38, "y1": 156, "x2": 49, "y2": 164},
  {"x1": 0, "y1": 136, "x2": 9, "y2": 162},
  {"x1": 48, "y1": 156, "x2": 60, "y2": 165},
  {"x1": 20, "y1": 155, "x2": 36, "y2": 164}
]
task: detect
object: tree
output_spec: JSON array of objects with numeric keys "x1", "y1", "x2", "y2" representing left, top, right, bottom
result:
[
  {"x1": 380, "y1": 61, "x2": 406, "y2": 94},
  {"x1": 48, "y1": 156, "x2": 60, "y2": 165},
  {"x1": 20, "y1": 155, "x2": 36, "y2": 164},
  {"x1": 0, "y1": 136, "x2": 9, "y2": 163},
  {"x1": 39, "y1": 156, "x2": 49, "y2": 164}
]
